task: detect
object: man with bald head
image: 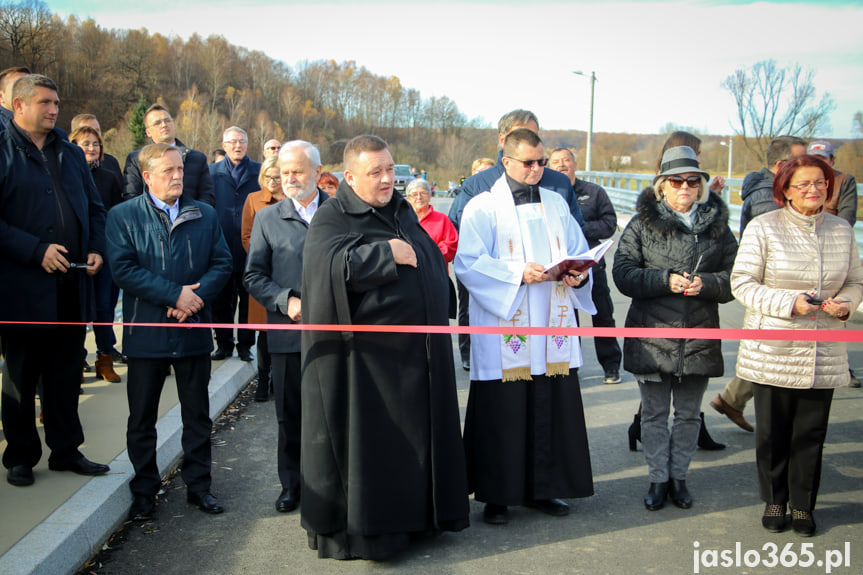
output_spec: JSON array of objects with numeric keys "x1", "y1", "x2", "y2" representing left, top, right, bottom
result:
[{"x1": 262, "y1": 139, "x2": 281, "y2": 159}]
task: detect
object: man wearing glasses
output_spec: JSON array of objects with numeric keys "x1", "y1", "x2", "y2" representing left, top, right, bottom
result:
[
  {"x1": 448, "y1": 109, "x2": 584, "y2": 372},
  {"x1": 455, "y1": 129, "x2": 595, "y2": 526},
  {"x1": 122, "y1": 104, "x2": 214, "y2": 206},
  {"x1": 262, "y1": 139, "x2": 281, "y2": 159},
  {"x1": 209, "y1": 126, "x2": 261, "y2": 362}
]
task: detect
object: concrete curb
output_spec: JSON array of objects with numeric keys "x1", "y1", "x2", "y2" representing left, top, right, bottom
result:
[{"x1": 0, "y1": 359, "x2": 255, "y2": 575}]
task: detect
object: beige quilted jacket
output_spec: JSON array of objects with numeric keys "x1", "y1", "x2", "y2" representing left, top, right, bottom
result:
[{"x1": 731, "y1": 207, "x2": 863, "y2": 389}]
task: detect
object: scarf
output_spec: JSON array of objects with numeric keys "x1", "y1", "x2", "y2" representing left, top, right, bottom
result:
[{"x1": 490, "y1": 176, "x2": 573, "y2": 382}]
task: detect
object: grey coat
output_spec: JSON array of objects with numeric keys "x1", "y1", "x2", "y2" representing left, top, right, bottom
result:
[{"x1": 243, "y1": 190, "x2": 328, "y2": 353}]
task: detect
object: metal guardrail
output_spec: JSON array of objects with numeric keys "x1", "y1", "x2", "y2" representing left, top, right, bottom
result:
[{"x1": 577, "y1": 171, "x2": 863, "y2": 252}]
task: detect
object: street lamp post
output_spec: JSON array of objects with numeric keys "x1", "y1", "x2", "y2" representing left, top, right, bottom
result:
[
  {"x1": 720, "y1": 137, "x2": 734, "y2": 179},
  {"x1": 572, "y1": 70, "x2": 596, "y2": 172}
]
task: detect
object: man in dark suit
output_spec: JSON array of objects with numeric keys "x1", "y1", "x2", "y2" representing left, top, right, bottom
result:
[
  {"x1": 0, "y1": 74, "x2": 109, "y2": 487},
  {"x1": 244, "y1": 140, "x2": 327, "y2": 513},
  {"x1": 122, "y1": 104, "x2": 215, "y2": 206},
  {"x1": 209, "y1": 126, "x2": 260, "y2": 361}
]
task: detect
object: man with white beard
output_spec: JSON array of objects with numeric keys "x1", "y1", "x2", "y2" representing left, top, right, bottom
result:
[{"x1": 243, "y1": 140, "x2": 327, "y2": 513}]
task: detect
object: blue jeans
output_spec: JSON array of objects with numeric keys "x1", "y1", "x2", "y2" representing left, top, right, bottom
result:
[{"x1": 638, "y1": 374, "x2": 709, "y2": 483}]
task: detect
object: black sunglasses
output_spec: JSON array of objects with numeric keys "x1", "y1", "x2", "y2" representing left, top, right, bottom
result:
[{"x1": 506, "y1": 156, "x2": 548, "y2": 169}]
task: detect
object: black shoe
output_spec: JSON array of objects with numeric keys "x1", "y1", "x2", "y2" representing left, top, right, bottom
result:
[
  {"x1": 603, "y1": 370, "x2": 621, "y2": 384},
  {"x1": 461, "y1": 359, "x2": 470, "y2": 372},
  {"x1": 669, "y1": 479, "x2": 692, "y2": 509},
  {"x1": 129, "y1": 495, "x2": 156, "y2": 521},
  {"x1": 849, "y1": 370, "x2": 861, "y2": 388},
  {"x1": 211, "y1": 347, "x2": 233, "y2": 361},
  {"x1": 187, "y1": 490, "x2": 224, "y2": 514},
  {"x1": 48, "y1": 457, "x2": 110, "y2": 476},
  {"x1": 237, "y1": 347, "x2": 254, "y2": 362},
  {"x1": 275, "y1": 488, "x2": 299, "y2": 512},
  {"x1": 697, "y1": 412, "x2": 725, "y2": 450},
  {"x1": 791, "y1": 509, "x2": 816, "y2": 537},
  {"x1": 628, "y1": 413, "x2": 641, "y2": 451},
  {"x1": 528, "y1": 498, "x2": 569, "y2": 516},
  {"x1": 644, "y1": 482, "x2": 668, "y2": 511},
  {"x1": 482, "y1": 503, "x2": 509, "y2": 525},
  {"x1": 111, "y1": 348, "x2": 128, "y2": 364},
  {"x1": 762, "y1": 504, "x2": 787, "y2": 533},
  {"x1": 7, "y1": 465, "x2": 34, "y2": 486},
  {"x1": 82, "y1": 359, "x2": 94, "y2": 373}
]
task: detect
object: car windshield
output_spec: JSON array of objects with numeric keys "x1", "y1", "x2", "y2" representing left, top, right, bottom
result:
[{"x1": 394, "y1": 166, "x2": 412, "y2": 177}]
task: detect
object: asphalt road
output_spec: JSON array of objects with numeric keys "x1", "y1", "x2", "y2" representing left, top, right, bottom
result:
[{"x1": 76, "y1": 216, "x2": 863, "y2": 575}]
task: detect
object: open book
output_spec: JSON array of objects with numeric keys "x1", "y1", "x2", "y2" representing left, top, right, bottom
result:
[{"x1": 543, "y1": 239, "x2": 614, "y2": 281}]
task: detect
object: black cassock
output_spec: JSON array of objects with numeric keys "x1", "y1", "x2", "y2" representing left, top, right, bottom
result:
[{"x1": 300, "y1": 182, "x2": 469, "y2": 560}]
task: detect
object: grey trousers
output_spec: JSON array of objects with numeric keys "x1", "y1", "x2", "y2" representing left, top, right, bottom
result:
[{"x1": 638, "y1": 374, "x2": 709, "y2": 483}]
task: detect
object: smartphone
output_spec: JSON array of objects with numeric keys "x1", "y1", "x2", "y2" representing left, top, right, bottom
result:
[
  {"x1": 68, "y1": 262, "x2": 92, "y2": 269},
  {"x1": 807, "y1": 296, "x2": 823, "y2": 306}
]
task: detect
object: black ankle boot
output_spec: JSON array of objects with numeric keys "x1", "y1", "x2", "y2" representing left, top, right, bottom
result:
[
  {"x1": 628, "y1": 413, "x2": 641, "y2": 451},
  {"x1": 644, "y1": 482, "x2": 668, "y2": 511},
  {"x1": 669, "y1": 478, "x2": 692, "y2": 509},
  {"x1": 697, "y1": 412, "x2": 725, "y2": 450}
]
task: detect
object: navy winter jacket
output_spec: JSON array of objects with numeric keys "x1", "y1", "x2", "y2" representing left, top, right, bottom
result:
[
  {"x1": 106, "y1": 194, "x2": 232, "y2": 358},
  {"x1": 0, "y1": 125, "x2": 105, "y2": 324},
  {"x1": 209, "y1": 156, "x2": 261, "y2": 272}
]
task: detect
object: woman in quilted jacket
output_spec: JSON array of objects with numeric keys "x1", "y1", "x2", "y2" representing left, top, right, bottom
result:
[{"x1": 732, "y1": 154, "x2": 863, "y2": 537}]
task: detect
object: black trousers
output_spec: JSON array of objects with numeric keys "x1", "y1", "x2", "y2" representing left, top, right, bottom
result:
[
  {"x1": 126, "y1": 355, "x2": 213, "y2": 497},
  {"x1": 456, "y1": 278, "x2": 470, "y2": 363},
  {"x1": 583, "y1": 263, "x2": 621, "y2": 372},
  {"x1": 271, "y1": 352, "x2": 301, "y2": 491},
  {"x1": 1, "y1": 326, "x2": 86, "y2": 468},
  {"x1": 212, "y1": 272, "x2": 255, "y2": 351},
  {"x1": 753, "y1": 383, "x2": 833, "y2": 512}
]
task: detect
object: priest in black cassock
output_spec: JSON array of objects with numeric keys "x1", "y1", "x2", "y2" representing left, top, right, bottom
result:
[
  {"x1": 454, "y1": 129, "x2": 595, "y2": 525},
  {"x1": 300, "y1": 135, "x2": 469, "y2": 560}
]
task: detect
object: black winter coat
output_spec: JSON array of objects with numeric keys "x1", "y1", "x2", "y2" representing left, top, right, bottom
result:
[
  {"x1": 612, "y1": 188, "x2": 738, "y2": 377},
  {"x1": 123, "y1": 139, "x2": 215, "y2": 206}
]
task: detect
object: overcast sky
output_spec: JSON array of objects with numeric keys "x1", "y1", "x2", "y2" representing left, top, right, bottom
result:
[{"x1": 49, "y1": 0, "x2": 863, "y2": 138}]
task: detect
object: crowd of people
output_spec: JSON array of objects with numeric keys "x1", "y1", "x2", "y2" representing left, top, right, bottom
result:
[{"x1": 1, "y1": 68, "x2": 861, "y2": 561}]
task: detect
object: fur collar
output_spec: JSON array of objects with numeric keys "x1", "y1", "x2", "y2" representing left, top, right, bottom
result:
[{"x1": 636, "y1": 187, "x2": 730, "y2": 239}]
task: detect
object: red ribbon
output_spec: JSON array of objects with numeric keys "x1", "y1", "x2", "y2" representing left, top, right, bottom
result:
[{"x1": 1, "y1": 321, "x2": 861, "y2": 342}]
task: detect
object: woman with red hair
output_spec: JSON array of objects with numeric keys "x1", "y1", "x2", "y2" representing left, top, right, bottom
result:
[{"x1": 732, "y1": 154, "x2": 863, "y2": 536}]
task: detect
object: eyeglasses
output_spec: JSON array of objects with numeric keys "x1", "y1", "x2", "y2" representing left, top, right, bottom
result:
[
  {"x1": 407, "y1": 191, "x2": 429, "y2": 198},
  {"x1": 78, "y1": 141, "x2": 101, "y2": 149},
  {"x1": 265, "y1": 146, "x2": 280, "y2": 151},
  {"x1": 264, "y1": 175, "x2": 281, "y2": 183},
  {"x1": 224, "y1": 139, "x2": 247, "y2": 147},
  {"x1": 667, "y1": 176, "x2": 702, "y2": 189},
  {"x1": 506, "y1": 156, "x2": 548, "y2": 169},
  {"x1": 149, "y1": 117, "x2": 173, "y2": 127},
  {"x1": 789, "y1": 180, "x2": 828, "y2": 192}
]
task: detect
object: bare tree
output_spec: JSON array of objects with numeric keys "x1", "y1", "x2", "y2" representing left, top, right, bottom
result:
[
  {"x1": 0, "y1": 0, "x2": 58, "y2": 71},
  {"x1": 722, "y1": 60, "x2": 835, "y2": 163}
]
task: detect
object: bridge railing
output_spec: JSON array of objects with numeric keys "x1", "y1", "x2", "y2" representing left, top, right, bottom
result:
[{"x1": 577, "y1": 171, "x2": 863, "y2": 252}]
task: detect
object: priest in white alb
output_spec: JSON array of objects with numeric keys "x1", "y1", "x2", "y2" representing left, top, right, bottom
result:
[{"x1": 454, "y1": 128, "x2": 595, "y2": 525}]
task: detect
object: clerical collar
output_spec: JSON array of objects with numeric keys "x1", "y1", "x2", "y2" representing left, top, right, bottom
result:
[{"x1": 506, "y1": 173, "x2": 540, "y2": 205}]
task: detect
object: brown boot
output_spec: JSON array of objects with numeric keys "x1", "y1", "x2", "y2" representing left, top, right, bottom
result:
[
  {"x1": 710, "y1": 394, "x2": 753, "y2": 432},
  {"x1": 95, "y1": 353, "x2": 121, "y2": 383}
]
